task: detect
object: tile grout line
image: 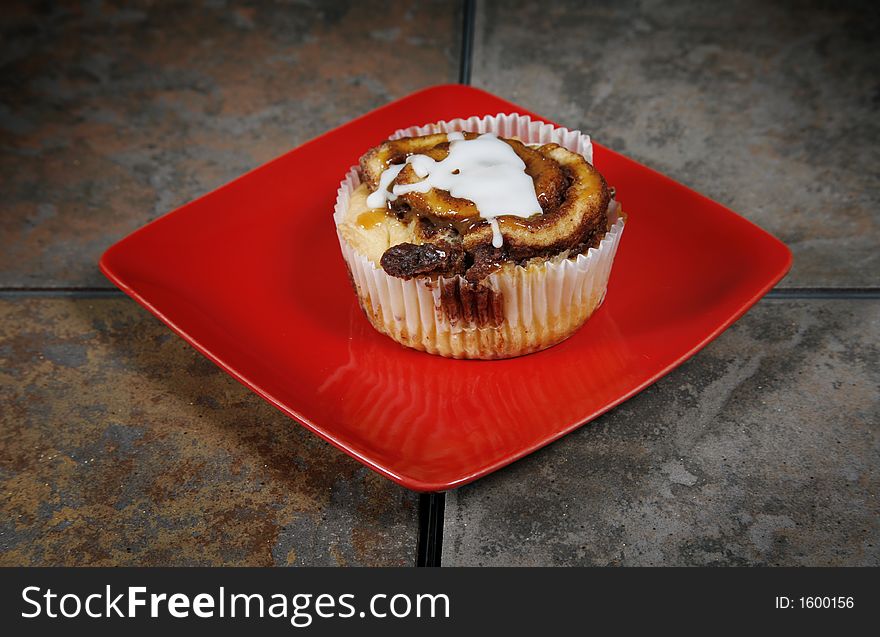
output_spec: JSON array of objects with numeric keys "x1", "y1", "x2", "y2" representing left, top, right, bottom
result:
[
  {"x1": 415, "y1": 493, "x2": 446, "y2": 567},
  {"x1": 0, "y1": 288, "x2": 126, "y2": 298},
  {"x1": 764, "y1": 288, "x2": 880, "y2": 300},
  {"x1": 458, "y1": 0, "x2": 476, "y2": 85}
]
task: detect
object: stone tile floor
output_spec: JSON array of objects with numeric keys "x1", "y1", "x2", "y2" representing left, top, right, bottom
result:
[
  {"x1": 444, "y1": 300, "x2": 878, "y2": 566},
  {"x1": 1, "y1": 297, "x2": 417, "y2": 566},
  {"x1": 1, "y1": 1, "x2": 877, "y2": 566}
]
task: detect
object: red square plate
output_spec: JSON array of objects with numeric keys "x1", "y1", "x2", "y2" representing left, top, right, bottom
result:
[{"x1": 101, "y1": 85, "x2": 792, "y2": 492}]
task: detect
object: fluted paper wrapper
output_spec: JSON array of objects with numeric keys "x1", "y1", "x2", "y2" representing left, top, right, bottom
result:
[{"x1": 333, "y1": 113, "x2": 626, "y2": 359}]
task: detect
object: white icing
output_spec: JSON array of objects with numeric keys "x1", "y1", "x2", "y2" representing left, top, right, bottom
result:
[
  {"x1": 408, "y1": 154, "x2": 433, "y2": 179},
  {"x1": 365, "y1": 162, "x2": 405, "y2": 208},
  {"x1": 489, "y1": 218, "x2": 503, "y2": 248},
  {"x1": 366, "y1": 133, "x2": 542, "y2": 247},
  {"x1": 446, "y1": 131, "x2": 465, "y2": 141}
]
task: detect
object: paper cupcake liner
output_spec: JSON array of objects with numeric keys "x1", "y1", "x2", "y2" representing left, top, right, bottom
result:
[{"x1": 333, "y1": 113, "x2": 626, "y2": 359}]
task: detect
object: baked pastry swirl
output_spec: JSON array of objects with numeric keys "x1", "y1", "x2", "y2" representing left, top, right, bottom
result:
[
  {"x1": 333, "y1": 114, "x2": 626, "y2": 359},
  {"x1": 359, "y1": 132, "x2": 611, "y2": 282}
]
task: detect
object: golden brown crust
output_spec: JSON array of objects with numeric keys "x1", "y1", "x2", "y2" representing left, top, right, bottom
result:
[
  {"x1": 360, "y1": 133, "x2": 457, "y2": 190},
  {"x1": 358, "y1": 133, "x2": 610, "y2": 282}
]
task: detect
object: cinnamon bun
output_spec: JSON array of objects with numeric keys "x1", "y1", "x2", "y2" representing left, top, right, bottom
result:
[{"x1": 334, "y1": 114, "x2": 626, "y2": 359}]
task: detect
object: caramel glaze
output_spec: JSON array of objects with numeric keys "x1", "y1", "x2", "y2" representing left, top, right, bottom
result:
[
  {"x1": 356, "y1": 209, "x2": 387, "y2": 230},
  {"x1": 359, "y1": 133, "x2": 610, "y2": 285}
]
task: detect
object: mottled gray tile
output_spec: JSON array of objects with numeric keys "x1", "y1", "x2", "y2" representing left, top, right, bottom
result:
[
  {"x1": 473, "y1": 0, "x2": 879, "y2": 287},
  {"x1": 443, "y1": 300, "x2": 879, "y2": 566},
  {"x1": 0, "y1": 0, "x2": 460, "y2": 287},
  {"x1": 0, "y1": 298, "x2": 418, "y2": 566}
]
